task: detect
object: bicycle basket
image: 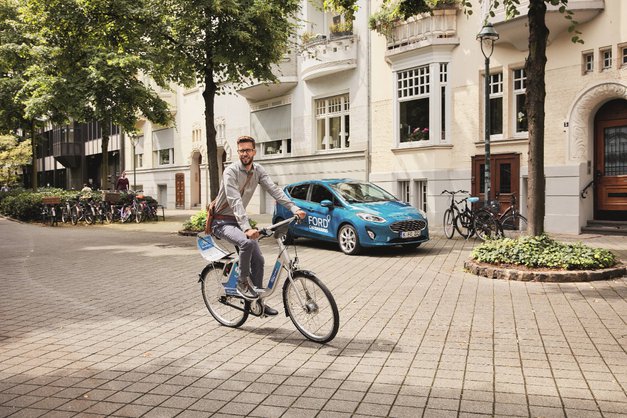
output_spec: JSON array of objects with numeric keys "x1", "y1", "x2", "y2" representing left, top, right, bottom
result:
[{"x1": 197, "y1": 234, "x2": 230, "y2": 262}]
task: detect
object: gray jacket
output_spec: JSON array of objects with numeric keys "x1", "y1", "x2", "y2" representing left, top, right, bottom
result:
[{"x1": 213, "y1": 160, "x2": 300, "y2": 231}]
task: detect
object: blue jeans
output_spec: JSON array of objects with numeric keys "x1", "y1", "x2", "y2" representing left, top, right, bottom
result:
[{"x1": 212, "y1": 220, "x2": 264, "y2": 288}]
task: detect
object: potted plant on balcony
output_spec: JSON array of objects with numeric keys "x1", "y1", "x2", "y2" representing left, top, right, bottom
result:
[
  {"x1": 330, "y1": 20, "x2": 353, "y2": 38},
  {"x1": 409, "y1": 127, "x2": 429, "y2": 141},
  {"x1": 369, "y1": 0, "x2": 455, "y2": 37}
]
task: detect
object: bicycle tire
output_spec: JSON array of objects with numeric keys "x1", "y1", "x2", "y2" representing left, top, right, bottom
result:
[
  {"x1": 501, "y1": 214, "x2": 528, "y2": 239},
  {"x1": 455, "y1": 210, "x2": 473, "y2": 239},
  {"x1": 282, "y1": 271, "x2": 339, "y2": 344},
  {"x1": 474, "y1": 208, "x2": 503, "y2": 241},
  {"x1": 443, "y1": 208, "x2": 456, "y2": 239},
  {"x1": 84, "y1": 209, "x2": 94, "y2": 225},
  {"x1": 61, "y1": 206, "x2": 70, "y2": 223},
  {"x1": 50, "y1": 206, "x2": 57, "y2": 226},
  {"x1": 201, "y1": 262, "x2": 249, "y2": 328},
  {"x1": 135, "y1": 208, "x2": 143, "y2": 223},
  {"x1": 70, "y1": 207, "x2": 78, "y2": 225}
]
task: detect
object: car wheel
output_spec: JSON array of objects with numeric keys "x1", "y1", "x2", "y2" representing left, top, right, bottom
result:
[{"x1": 338, "y1": 224, "x2": 361, "y2": 255}]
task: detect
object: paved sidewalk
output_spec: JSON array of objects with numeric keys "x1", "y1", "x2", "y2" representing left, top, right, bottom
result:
[{"x1": 0, "y1": 216, "x2": 626, "y2": 417}]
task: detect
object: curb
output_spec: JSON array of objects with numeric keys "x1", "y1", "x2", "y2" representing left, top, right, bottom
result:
[{"x1": 464, "y1": 259, "x2": 626, "y2": 282}]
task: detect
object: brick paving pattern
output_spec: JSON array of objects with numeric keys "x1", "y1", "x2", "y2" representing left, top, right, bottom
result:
[{"x1": 0, "y1": 214, "x2": 626, "y2": 417}]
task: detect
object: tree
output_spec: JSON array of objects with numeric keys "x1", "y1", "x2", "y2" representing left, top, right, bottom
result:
[
  {"x1": 0, "y1": 134, "x2": 31, "y2": 185},
  {"x1": 148, "y1": 0, "x2": 301, "y2": 200},
  {"x1": 0, "y1": 0, "x2": 42, "y2": 189},
  {"x1": 20, "y1": 0, "x2": 174, "y2": 189}
]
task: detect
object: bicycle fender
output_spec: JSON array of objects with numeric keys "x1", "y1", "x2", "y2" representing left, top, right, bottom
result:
[{"x1": 198, "y1": 262, "x2": 224, "y2": 283}]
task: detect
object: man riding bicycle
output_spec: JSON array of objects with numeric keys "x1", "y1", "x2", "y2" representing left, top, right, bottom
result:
[{"x1": 210, "y1": 135, "x2": 306, "y2": 316}]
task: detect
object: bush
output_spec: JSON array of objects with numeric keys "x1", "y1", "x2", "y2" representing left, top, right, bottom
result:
[
  {"x1": 182, "y1": 210, "x2": 259, "y2": 232},
  {"x1": 471, "y1": 234, "x2": 617, "y2": 270}
]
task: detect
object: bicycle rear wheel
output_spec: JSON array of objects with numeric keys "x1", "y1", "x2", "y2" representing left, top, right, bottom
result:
[
  {"x1": 443, "y1": 208, "x2": 456, "y2": 239},
  {"x1": 283, "y1": 271, "x2": 339, "y2": 343},
  {"x1": 501, "y1": 214, "x2": 528, "y2": 239},
  {"x1": 201, "y1": 262, "x2": 248, "y2": 328},
  {"x1": 474, "y1": 209, "x2": 503, "y2": 241},
  {"x1": 455, "y1": 211, "x2": 473, "y2": 239}
]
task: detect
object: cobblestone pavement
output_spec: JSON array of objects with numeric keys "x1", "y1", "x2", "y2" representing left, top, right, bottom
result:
[{"x1": 1, "y1": 215, "x2": 626, "y2": 418}]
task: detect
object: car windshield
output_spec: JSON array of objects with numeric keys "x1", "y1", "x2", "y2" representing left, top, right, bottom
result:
[{"x1": 330, "y1": 181, "x2": 398, "y2": 203}]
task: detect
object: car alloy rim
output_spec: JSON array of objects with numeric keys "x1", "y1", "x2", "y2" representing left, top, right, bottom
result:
[{"x1": 340, "y1": 227, "x2": 355, "y2": 252}]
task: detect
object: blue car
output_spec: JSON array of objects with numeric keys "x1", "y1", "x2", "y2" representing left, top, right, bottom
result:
[{"x1": 273, "y1": 179, "x2": 429, "y2": 255}]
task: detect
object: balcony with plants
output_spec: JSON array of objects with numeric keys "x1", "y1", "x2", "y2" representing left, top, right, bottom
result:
[
  {"x1": 369, "y1": 0, "x2": 459, "y2": 57},
  {"x1": 300, "y1": 18, "x2": 358, "y2": 81}
]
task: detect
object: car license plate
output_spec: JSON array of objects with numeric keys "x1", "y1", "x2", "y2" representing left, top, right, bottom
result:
[{"x1": 401, "y1": 230, "x2": 421, "y2": 238}]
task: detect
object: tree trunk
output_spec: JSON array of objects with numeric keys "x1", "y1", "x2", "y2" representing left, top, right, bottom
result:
[
  {"x1": 525, "y1": 0, "x2": 548, "y2": 236},
  {"x1": 100, "y1": 120, "x2": 111, "y2": 190},
  {"x1": 203, "y1": 68, "x2": 220, "y2": 201},
  {"x1": 30, "y1": 120, "x2": 37, "y2": 190}
]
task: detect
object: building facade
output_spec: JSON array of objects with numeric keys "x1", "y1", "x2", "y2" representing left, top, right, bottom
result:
[{"x1": 35, "y1": 0, "x2": 625, "y2": 234}]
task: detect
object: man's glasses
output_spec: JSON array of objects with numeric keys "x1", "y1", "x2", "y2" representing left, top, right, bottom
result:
[{"x1": 238, "y1": 149, "x2": 255, "y2": 155}]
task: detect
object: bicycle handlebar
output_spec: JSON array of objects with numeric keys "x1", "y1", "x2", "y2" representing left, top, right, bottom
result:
[
  {"x1": 441, "y1": 189, "x2": 469, "y2": 195},
  {"x1": 259, "y1": 214, "x2": 300, "y2": 237}
]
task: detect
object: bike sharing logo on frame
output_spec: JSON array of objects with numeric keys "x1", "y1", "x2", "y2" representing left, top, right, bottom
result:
[{"x1": 307, "y1": 215, "x2": 331, "y2": 233}]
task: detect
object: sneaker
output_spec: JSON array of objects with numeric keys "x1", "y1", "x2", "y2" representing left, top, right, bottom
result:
[
  {"x1": 236, "y1": 277, "x2": 258, "y2": 300},
  {"x1": 263, "y1": 305, "x2": 279, "y2": 316}
]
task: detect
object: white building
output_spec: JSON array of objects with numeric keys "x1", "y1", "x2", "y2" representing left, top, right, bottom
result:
[{"x1": 128, "y1": 0, "x2": 626, "y2": 234}]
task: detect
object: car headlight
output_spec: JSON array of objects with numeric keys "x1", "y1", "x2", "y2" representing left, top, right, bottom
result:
[{"x1": 357, "y1": 212, "x2": 386, "y2": 223}]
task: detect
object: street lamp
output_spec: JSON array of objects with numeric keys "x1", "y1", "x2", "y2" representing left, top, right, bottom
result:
[
  {"x1": 128, "y1": 132, "x2": 139, "y2": 191},
  {"x1": 477, "y1": 22, "x2": 499, "y2": 207}
]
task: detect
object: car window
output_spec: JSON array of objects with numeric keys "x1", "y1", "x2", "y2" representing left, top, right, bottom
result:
[
  {"x1": 289, "y1": 184, "x2": 309, "y2": 200},
  {"x1": 310, "y1": 184, "x2": 335, "y2": 204},
  {"x1": 331, "y1": 181, "x2": 398, "y2": 203}
]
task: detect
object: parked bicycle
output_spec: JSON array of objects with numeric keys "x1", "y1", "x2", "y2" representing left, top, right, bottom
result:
[
  {"x1": 197, "y1": 215, "x2": 340, "y2": 344},
  {"x1": 488, "y1": 195, "x2": 528, "y2": 239},
  {"x1": 441, "y1": 190, "x2": 502, "y2": 240}
]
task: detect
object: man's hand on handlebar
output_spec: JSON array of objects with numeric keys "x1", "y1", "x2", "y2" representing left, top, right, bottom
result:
[
  {"x1": 295, "y1": 210, "x2": 306, "y2": 221},
  {"x1": 245, "y1": 228, "x2": 260, "y2": 240}
]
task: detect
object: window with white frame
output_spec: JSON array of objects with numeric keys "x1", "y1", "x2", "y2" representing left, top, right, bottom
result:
[
  {"x1": 513, "y1": 68, "x2": 527, "y2": 134},
  {"x1": 399, "y1": 181, "x2": 410, "y2": 203},
  {"x1": 601, "y1": 48, "x2": 612, "y2": 70},
  {"x1": 316, "y1": 94, "x2": 350, "y2": 150},
  {"x1": 440, "y1": 63, "x2": 448, "y2": 141},
  {"x1": 398, "y1": 66, "x2": 430, "y2": 142},
  {"x1": 415, "y1": 180, "x2": 427, "y2": 213},
  {"x1": 582, "y1": 51, "x2": 593, "y2": 74},
  {"x1": 152, "y1": 128, "x2": 174, "y2": 166},
  {"x1": 155, "y1": 148, "x2": 173, "y2": 165},
  {"x1": 251, "y1": 103, "x2": 291, "y2": 157},
  {"x1": 133, "y1": 135, "x2": 144, "y2": 168},
  {"x1": 489, "y1": 72, "x2": 503, "y2": 136},
  {"x1": 135, "y1": 153, "x2": 143, "y2": 168},
  {"x1": 621, "y1": 45, "x2": 627, "y2": 67}
]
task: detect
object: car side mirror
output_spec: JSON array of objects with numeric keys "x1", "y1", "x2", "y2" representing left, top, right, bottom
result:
[{"x1": 320, "y1": 199, "x2": 333, "y2": 207}]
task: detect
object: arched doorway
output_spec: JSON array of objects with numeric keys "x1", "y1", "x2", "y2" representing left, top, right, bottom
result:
[
  {"x1": 594, "y1": 99, "x2": 627, "y2": 220},
  {"x1": 191, "y1": 151, "x2": 202, "y2": 207}
]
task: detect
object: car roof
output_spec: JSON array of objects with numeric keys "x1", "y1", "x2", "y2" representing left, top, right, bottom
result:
[{"x1": 286, "y1": 178, "x2": 360, "y2": 188}]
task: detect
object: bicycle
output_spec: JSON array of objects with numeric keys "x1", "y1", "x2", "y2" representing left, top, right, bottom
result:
[
  {"x1": 197, "y1": 215, "x2": 340, "y2": 344},
  {"x1": 441, "y1": 190, "x2": 502, "y2": 240},
  {"x1": 489, "y1": 195, "x2": 528, "y2": 239}
]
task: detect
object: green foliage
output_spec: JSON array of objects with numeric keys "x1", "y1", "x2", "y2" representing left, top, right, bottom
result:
[
  {"x1": 368, "y1": 0, "x2": 451, "y2": 37},
  {"x1": 182, "y1": 210, "x2": 258, "y2": 232},
  {"x1": 0, "y1": 134, "x2": 31, "y2": 185},
  {"x1": 471, "y1": 234, "x2": 617, "y2": 271}
]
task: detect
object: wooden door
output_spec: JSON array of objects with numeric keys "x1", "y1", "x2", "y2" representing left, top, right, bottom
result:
[
  {"x1": 175, "y1": 173, "x2": 185, "y2": 209},
  {"x1": 471, "y1": 153, "x2": 521, "y2": 214},
  {"x1": 594, "y1": 118, "x2": 627, "y2": 214}
]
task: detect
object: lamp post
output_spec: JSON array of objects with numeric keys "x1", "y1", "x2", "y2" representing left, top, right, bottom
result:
[
  {"x1": 477, "y1": 22, "x2": 499, "y2": 207},
  {"x1": 128, "y1": 132, "x2": 139, "y2": 191}
]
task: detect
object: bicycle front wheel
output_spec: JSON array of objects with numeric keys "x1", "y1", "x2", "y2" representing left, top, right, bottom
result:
[
  {"x1": 283, "y1": 272, "x2": 339, "y2": 343},
  {"x1": 501, "y1": 214, "x2": 528, "y2": 239},
  {"x1": 200, "y1": 263, "x2": 248, "y2": 328},
  {"x1": 443, "y1": 208, "x2": 456, "y2": 239},
  {"x1": 474, "y1": 209, "x2": 503, "y2": 241},
  {"x1": 455, "y1": 211, "x2": 473, "y2": 239}
]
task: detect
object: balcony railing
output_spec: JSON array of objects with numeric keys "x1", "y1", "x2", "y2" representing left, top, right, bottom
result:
[
  {"x1": 301, "y1": 34, "x2": 358, "y2": 81},
  {"x1": 385, "y1": 8, "x2": 459, "y2": 57},
  {"x1": 237, "y1": 49, "x2": 298, "y2": 101}
]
